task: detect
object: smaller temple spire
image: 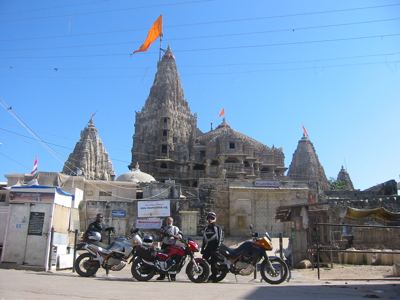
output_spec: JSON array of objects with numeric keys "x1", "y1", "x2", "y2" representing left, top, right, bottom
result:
[
  {"x1": 288, "y1": 134, "x2": 329, "y2": 191},
  {"x1": 62, "y1": 117, "x2": 115, "y2": 180},
  {"x1": 336, "y1": 165, "x2": 354, "y2": 190}
]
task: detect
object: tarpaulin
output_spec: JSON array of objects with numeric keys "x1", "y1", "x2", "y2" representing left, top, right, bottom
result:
[{"x1": 345, "y1": 207, "x2": 400, "y2": 223}]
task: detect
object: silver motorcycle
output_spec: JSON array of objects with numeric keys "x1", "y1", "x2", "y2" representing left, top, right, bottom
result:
[{"x1": 74, "y1": 228, "x2": 143, "y2": 277}]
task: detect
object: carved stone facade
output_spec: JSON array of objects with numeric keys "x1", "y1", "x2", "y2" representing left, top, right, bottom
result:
[
  {"x1": 62, "y1": 118, "x2": 115, "y2": 181},
  {"x1": 130, "y1": 47, "x2": 197, "y2": 185},
  {"x1": 130, "y1": 48, "x2": 286, "y2": 186}
]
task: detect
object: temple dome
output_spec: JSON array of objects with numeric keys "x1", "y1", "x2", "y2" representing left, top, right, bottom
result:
[
  {"x1": 197, "y1": 118, "x2": 269, "y2": 151},
  {"x1": 116, "y1": 163, "x2": 156, "y2": 183}
]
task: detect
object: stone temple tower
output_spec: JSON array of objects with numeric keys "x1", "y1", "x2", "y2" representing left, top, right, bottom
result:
[
  {"x1": 287, "y1": 133, "x2": 329, "y2": 192},
  {"x1": 130, "y1": 47, "x2": 197, "y2": 182},
  {"x1": 336, "y1": 165, "x2": 354, "y2": 190},
  {"x1": 62, "y1": 117, "x2": 115, "y2": 180}
]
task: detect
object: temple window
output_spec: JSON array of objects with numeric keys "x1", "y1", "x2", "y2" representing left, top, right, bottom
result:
[
  {"x1": 193, "y1": 164, "x2": 205, "y2": 170},
  {"x1": 229, "y1": 142, "x2": 235, "y2": 149},
  {"x1": 161, "y1": 144, "x2": 168, "y2": 154},
  {"x1": 211, "y1": 160, "x2": 219, "y2": 166},
  {"x1": 99, "y1": 191, "x2": 112, "y2": 197}
]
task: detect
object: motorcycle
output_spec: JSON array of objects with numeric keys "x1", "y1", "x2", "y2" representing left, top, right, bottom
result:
[
  {"x1": 131, "y1": 234, "x2": 210, "y2": 283},
  {"x1": 74, "y1": 228, "x2": 143, "y2": 277},
  {"x1": 209, "y1": 225, "x2": 289, "y2": 284}
]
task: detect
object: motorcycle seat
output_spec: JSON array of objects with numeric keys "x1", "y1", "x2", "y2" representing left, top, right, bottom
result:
[
  {"x1": 219, "y1": 244, "x2": 242, "y2": 257},
  {"x1": 92, "y1": 241, "x2": 113, "y2": 250}
]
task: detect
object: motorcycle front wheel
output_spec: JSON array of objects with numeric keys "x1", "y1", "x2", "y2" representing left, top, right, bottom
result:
[
  {"x1": 186, "y1": 259, "x2": 210, "y2": 283},
  {"x1": 74, "y1": 253, "x2": 100, "y2": 277},
  {"x1": 260, "y1": 257, "x2": 288, "y2": 284},
  {"x1": 131, "y1": 257, "x2": 156, "y2": 281}
]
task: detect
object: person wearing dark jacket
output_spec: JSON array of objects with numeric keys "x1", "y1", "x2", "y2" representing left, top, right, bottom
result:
[
  {"x1": 84, "y1": 213, "x2": 114, "y2": 242},
  {"x1": 201, "y1": 211, "x2": 224, "y2": 282}
]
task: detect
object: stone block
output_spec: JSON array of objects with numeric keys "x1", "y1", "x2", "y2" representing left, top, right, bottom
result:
[{"x1": 296, "y1": 259, "x2": 312, "y2": 269}]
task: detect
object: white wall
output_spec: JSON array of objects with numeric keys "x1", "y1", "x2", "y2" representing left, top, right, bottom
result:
[
  {"x1": 1, "y1": 203, "x2": 52, "y2": 269},
  {"x1": 0, "y1": 206, "x2": 10, "y2": 246}
]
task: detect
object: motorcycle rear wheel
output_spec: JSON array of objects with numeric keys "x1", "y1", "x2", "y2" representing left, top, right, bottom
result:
[
  {"x1": 260, "y1": 257, "x2": 288, "y2": 284},
  {"x1": 75, "y1": 253, "x2": 100, "y2": 277},
  {"x1": 186, "y1": 260, "x2": 210, "y2": 283},
  {"x1": 131, "y1": 257, "x2": 156, "y2": 281}
]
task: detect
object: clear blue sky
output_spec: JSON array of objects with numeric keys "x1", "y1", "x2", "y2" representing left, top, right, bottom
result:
[{"x1": 0, "y1": 0, "x2": 399, "y2": 190}]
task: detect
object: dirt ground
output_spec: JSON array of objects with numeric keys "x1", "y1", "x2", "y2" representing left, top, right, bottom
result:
[{"x1": 291, "y1": 264, "x2": 396, "y2": 283}]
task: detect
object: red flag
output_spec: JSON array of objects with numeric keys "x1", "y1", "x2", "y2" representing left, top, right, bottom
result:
[
  {"x1": 133, "y1": 15, "x2": 163, "y2": 54},
  {"x1": 302, "y1": 125, "x2": 309, "y2": 138},
  {"x1": 218, "y1": 108, "x2": 225, "y2": 118},
  {"x1": 31, "y1": 157, "x2": 38, "y2": 175}
]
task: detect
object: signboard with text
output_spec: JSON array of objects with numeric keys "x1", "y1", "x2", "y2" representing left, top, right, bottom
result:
[
  {"x1": 10, "y1": 192, "x2": 54, "y2": 204},
  {"x1": 27, "y1": 212, "x2": 45, "y2": 236},
  {"x1": 136, "y1": 218, "x2": 162, "y2": 229},
  {"x1": 137, "y1": 200, "x2": 170, "y2": 218},
  {"x1": 112, "y1": 209, "x2": 126, "y2": 218}
]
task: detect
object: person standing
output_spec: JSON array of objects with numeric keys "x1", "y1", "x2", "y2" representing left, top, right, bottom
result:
[
  {"x1": 201, "y1": 212, "x2": 224, "y2": 282},
  {"x1": 156, "y1": 216, "x2": 182, "y2": 281}
]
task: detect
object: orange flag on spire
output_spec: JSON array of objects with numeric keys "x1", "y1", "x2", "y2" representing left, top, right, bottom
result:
[
  {"x1": 133, "y1": 15, "x2": 163, "y2": 54},
  {"x1": 302, "y1": 125, "x2": 309, "y2": 138},
  {"x1": 218, "y1": 108, "x2": 225, "y2": 118}
]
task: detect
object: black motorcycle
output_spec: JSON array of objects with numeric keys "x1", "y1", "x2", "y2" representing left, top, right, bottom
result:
[{"x1": 208, "y1": 225, "x2": 289, "y2": 284}]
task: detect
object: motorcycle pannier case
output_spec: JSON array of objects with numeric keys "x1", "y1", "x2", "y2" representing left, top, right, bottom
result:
[{"x1": 136, "y1": 245, "x2": 155, "y2": 261}]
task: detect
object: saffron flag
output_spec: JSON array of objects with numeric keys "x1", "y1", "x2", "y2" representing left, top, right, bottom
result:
[
  {"x1": 133, "y1": 15, "x2": 163, "y2": 54},
  {"x1": 302, "y1": 125, "x2": 309, "y2": 138},
  {"x1": 31, "y1": 157, "x2": 38, "y2": 175},
  {"x1": 218, "y1": 108, "x2": 225, "y2": 118}
]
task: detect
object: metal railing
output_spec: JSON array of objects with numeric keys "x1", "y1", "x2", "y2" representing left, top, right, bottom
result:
[{"x1": 312, "y1": 223, "x2": 400, "y2": 279}]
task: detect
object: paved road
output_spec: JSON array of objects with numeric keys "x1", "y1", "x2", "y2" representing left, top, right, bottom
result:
[{"x1": 0, "y1": 267, "x2": 399, "y2": 300}]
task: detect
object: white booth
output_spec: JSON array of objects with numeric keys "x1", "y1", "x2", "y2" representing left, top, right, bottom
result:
[{"x1": 1, "y1": 185, "x2": 80, "y2": 270}]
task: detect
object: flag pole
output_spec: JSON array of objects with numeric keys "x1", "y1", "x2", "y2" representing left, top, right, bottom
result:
[{"x1": 159, "y1": 35, "x2": 163, "y2": 62}]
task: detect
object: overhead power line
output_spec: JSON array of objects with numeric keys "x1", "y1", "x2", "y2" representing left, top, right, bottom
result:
[
  {"x1": 1, "y1": 3, "x2": 400, "y2": 41},
  {"x1": 168, "y1": 3, "x2": 400, "y2": 28},
  {"x1": 2, "y1": 59, "x2": 399, "y2": 79},
  {"x1": 1, "y1": 32, "x2": 399, "y2": 60},
  {"x1": 176, "y1": 33, "x2": 400, "y2": 53},
  {"x1": 1, "y1": 16, "x2": 399, "y2": 52},
  {"x1": 0, "y1": 151, "x2": 29, "y2": 169},
  {"x1": 1, "y1": 50, "x2": 400, "y2": 73},
  {"x1": 182, "y1": 59, "x2": 400, "y2": 76},
  {"x1": 0, "y1": 0, "x2": 112, "y2": 15},
  {"x1": 0, "y1": 0, "x2": 216, "y2": 23}
]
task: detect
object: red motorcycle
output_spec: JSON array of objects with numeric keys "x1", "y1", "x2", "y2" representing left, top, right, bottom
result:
[{"x1": 131, "y1": 235, "x2": 209, "y2": 283}]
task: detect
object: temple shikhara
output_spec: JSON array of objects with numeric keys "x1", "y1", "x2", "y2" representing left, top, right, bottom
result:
[{"x1": 129, "y1": 47, "x2": 312, "y2": 187}]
